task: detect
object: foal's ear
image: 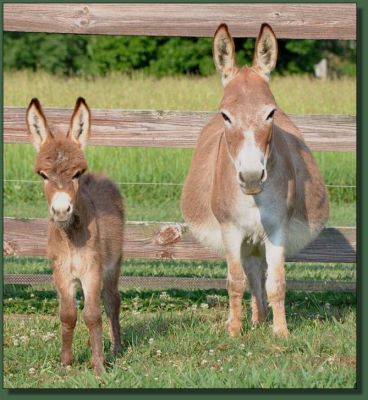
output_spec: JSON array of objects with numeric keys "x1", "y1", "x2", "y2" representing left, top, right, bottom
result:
[
  {"x1": 253, "y1": 23, "x2": 278, "y2": 79},
  {"x1": 67, "y1": 97, "x2": 91, "y2": 149},
  {"x1": 26, "y1": 98, "x2": 53, "y2": 152},
  {"x1": 213, "y1": 24, "x2": 238, "y2": 86}
]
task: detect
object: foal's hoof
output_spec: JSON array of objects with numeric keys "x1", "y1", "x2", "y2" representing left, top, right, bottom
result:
[
  {"x1": 226, "y1": 318, "x2": 242, "y2": 337},
  {"x1": 112, "y1": 344, "x2": 123, "y2": 356},
  {"x1": 93, "y1": 360, "x2": 106, "y2": 376},
  {"x1": 60, "y1": 353, "x2": 73, "y2": 367}
]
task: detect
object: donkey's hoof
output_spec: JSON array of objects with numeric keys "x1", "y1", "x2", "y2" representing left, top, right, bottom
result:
[
  {"x1": 93, "y1": 359, "x2": 106, "y2": 375},
  {"x1": 226, "y1": 318, "x2": 242, "y2": 337},
  {"x1": 111, "y1": 343, "x2": 123, "y2": 356},
  {"x1": 60, "y1": 353, "x2": 73, "y2": 367},
  {"x1": 273, "y1": 327, "x2": 289, "y2": 338}
]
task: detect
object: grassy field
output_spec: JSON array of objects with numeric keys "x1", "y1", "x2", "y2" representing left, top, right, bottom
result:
[
  {"x1": 4, "y1": 70, "x2": 356, "y2": 113},
  {"x1": 3, "y1": 258, "x2": 356, "y2": 388},
  {"x1": 3, "y1": 297, "x2": 356, "y2": 389},
  {"x1": 3, "y1": 71, "x2": 356, "y2": 388}
]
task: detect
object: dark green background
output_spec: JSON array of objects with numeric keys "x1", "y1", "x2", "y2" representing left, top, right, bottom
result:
[{"x1": 0, "y1": 0, "x2": 364, "y2": 398}]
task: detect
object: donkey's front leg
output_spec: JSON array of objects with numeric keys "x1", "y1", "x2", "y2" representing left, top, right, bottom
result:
[
  {"x1": 265, "y1": 235, "x2": 288, "y2": 337},
  {"x1": 81, "y1": 270, "x2": 104, "y2": 374},
  {"x1": 223, "y1": 226, "x2": 247, "y2": 337},
  {"x1": 53, "y1": 271, "x2": 77, "y2": 367}
]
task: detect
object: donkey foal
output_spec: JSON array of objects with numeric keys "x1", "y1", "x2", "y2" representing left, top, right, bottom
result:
[{"x1": 26, "y1": 98, "x2": 124, "y2": 374}]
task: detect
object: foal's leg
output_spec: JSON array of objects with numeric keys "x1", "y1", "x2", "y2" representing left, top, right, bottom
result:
[
  {"x1": 222, "y1": 226, "x2": 247, "y2": 337},
  {"x1": 81, "y1": 269, "x2": 104, "y2": 374},
  {"x1": 265, "y1": 235, "x2": 288, "y2": 337},
  {"x1": 102, "y1": 261, "x2": 122, "y2": 355},
  {"x1": 53, "y1": 271, "x2": 77, "y2": 367},
  {"x1": 242, "y1": 256, "x2": 268, "y2": 326}
]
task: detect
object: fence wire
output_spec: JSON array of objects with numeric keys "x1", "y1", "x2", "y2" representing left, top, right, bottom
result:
[{"x1": 3, "y1": 179, "x2": 357, "y2": 189}]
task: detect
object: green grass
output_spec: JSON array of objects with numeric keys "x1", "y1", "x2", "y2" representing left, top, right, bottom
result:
[
  {"x1": 4, "y1": 256, "x2": 356, "y2": 282},
  {"x1": 4, "y1": 145, "x2": 356, "y2": 224},
  {"x1": 4, "y1": 70, "x2": 356, "y2": 114},
  {"x1": 3, "y1": 292, "x2": 356, "y2": 388}
]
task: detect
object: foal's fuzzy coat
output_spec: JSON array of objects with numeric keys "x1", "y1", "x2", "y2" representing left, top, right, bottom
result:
[{"x1": 26, "y1": 98, "x2": 124, "y2": 373}]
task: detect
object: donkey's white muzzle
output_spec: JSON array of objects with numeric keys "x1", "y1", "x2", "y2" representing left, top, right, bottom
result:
[
  {"x1": 50, "y1": 192, "x2": 73, "y2": 222},
  {"x1": 238, "y1": 169, "x2": 266, "y2": 195}
]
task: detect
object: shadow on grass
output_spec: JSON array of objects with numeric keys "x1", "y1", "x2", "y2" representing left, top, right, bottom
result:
[{"x1": 4, "y1": 284, "x2": 356, "y2": 321}]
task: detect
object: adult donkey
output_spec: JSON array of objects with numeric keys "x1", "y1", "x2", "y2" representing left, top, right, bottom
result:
[{"x1": 181, "y1": 24, "x2": 329, "y2": 338}]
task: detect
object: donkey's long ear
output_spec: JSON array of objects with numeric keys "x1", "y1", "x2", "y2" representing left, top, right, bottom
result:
[
  {"x1": 213, "y1": 24, "x2": 238, "y2": 86},
  {"x1": 67, "y1": 97, "x2": 91, "y2": 149},
  {"x1": 253, "y1": 23, "x2": 278, "y2": 79},
  {"x1": 26, "y1": 98, "x2": 53, "y2": 152}
]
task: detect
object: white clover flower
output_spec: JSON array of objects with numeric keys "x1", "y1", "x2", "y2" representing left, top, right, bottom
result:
[
  {"x1": 200, "y1": 303, "x2": 209, "y2": 309},
  {"x1": 20, "y1": 335, "x2": 29, "y2": 344},
  {"x1": 42, "y1": 332, "x2": 56, "y2": 342},
  {"x1": 159, "y1": 291, "x2": 171, "y2": 301},
  {"x1": 148, "y1": 338, "x2": 154, "y2": 344},
  {"x1": 29, "y1": 367, "x2": 36, "y2": 375},
  {"x1": 156, "y1": 350, "x2": 162, "y2": 356}
]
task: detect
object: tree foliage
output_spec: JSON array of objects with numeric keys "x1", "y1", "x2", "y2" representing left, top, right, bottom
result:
[{"x1": 4, "y1": 32, "x2": 356, "y2": 77}]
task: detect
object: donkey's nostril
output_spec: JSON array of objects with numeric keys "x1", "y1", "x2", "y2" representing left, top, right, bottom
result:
[
  {"x1": 67, "y1": 205, "x2": 71, "y2": 213},
  {"x1": 260, "y1": 169, "x2": 265, "y2": 181},
  {"x1": 238, "y1": 171, "x2": 245, "y2": 183},
  {"x1": 51, "y1": 206, "x2": 56, "y2": 214}
]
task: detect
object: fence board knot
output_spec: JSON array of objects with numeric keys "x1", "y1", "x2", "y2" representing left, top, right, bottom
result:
[
  {"x1": 3, "y1": 240, "x2": 17, "y2": 256},
  {"x1": 155, "y1": 224, "x2": 183, "y2": 245},
  {"x1": 77, "y1": 5, "x2": 91, "y2": 28}
]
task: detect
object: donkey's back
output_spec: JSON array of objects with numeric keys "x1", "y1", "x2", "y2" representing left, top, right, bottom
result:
[{"x1": 80, "y1": 172, "x2": 124, "y2": 266}]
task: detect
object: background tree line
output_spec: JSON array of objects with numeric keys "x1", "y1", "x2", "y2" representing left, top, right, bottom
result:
[{"x1": 4, "y1": 32, "x2": 356, "y2": 77}]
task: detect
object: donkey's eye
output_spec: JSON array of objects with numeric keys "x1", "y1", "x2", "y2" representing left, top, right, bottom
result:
[
  {"x1": 72, "y1": 170, "x2": 85, "y2": 180},
  {"x1": 266, "y1": 109, "x2": 276, "y2": 121},
  {"x1": 221, "y1": 112, "x2": 232, "y2": 124},
  {"x1": 38, "y1": 171, "x2": 48, "y2": 180}
]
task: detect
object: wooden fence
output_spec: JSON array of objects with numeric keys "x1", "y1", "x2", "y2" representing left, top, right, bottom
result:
[{"x1": 3, "y1": 3, "x2": 357, "y2": 292}]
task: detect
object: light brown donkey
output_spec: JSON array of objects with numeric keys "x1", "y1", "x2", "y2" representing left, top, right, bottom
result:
[
  {"x1": 181, "y1": 24, "x2": 329, "y2": 338},
  {"x1": 26, "y1": 98, "x2": 124, "y2": 373}
]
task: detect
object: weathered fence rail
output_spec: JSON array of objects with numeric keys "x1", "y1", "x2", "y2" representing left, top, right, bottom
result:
[
  {"x1": 3, "y1": 107, "x2": 356, "y2": 152},
  {"x1": 3, "y1": 3, "x2": 357, "y2": 293},
  {"x1": 4, "y1": 3, "x2": 356, "y2": 39},
  {"x1": 4, "y1": 218, "x2": 356, "y2": 264}
]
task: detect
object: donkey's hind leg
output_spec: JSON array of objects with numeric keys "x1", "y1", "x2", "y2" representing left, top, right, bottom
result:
[
  {"x1": 242, "y1": 255, "x2": 268, "y2": 326},
  {"x1": 102, "y1": 261, "x2": 122, "y2": 355}
]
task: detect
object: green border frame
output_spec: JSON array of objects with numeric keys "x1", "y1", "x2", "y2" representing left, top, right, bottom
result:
[{"x1": 0, "y1": 0, "x2": 364, "y2": 398}]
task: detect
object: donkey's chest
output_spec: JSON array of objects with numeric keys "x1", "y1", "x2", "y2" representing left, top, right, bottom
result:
[
  {"x1": 233, "y1": 196, "x2": 280, "y2": 245},
  {"x1": 53, "y1": 248, "x2": 98, "y2": 279},
  {"x1": 235, "y1": 202, "x2": 265, "y2": 244}
]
